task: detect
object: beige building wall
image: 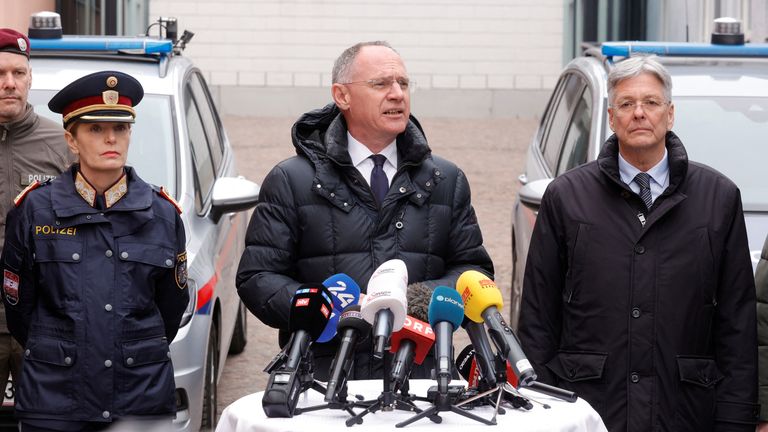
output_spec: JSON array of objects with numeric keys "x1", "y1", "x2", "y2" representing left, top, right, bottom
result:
[
  {"x1": 0, "y1": 1, "x2": 56, "y2": 31},
  {"x1": 150, "y1": 0, "x2": 563, "y2": 118}
]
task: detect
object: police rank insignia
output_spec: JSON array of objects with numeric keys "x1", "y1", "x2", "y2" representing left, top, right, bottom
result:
[
  {"x1": 175, "y1": 252, "x2": 188, "y2": 289},
  {"x1": 3, "y1": 270, "x2": 19, "y2": 305}
]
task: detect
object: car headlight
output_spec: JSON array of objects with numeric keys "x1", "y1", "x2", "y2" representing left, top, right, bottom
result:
[{"x1": 179, "y1": 278, "x2": 198, "y2": 327}]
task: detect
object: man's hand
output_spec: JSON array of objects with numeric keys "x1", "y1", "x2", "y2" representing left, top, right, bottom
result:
[{"x1": 757, "y1": 422, "x2": 768, "y2": 432}]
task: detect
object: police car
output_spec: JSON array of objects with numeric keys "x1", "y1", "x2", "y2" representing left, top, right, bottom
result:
[
  {"x1": 22, "y1": 13, "x2": 260, "y2": 431},
  {"x1": 510, "y1": 18, "x2": 768, "y2": 330}
]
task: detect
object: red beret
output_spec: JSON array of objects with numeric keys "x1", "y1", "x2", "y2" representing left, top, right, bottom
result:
[{"x1": 0, "y1": 28, "x2": 30, "y2": 58}]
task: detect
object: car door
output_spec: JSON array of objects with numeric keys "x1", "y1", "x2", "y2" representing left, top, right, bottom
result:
[
  {"x1": 185, "y1": 71, "x2": 242, "y2": 358},
  {"x1": 511, "y1": 72, "x2": 591, "y2": 330}
]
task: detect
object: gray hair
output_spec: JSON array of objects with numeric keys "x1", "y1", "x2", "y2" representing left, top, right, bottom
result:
[
  {"x1": 607, "y1": 55, "x2": 672, "y2": 104},
  {"x1": 332, "y1": 41, "x2": 398, "y2": 84}
]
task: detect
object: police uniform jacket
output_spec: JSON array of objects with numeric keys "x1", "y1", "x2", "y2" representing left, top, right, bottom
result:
[
  {"x1": 1, "y1": 165, "x2": 188, "y2": 423},
  {"x1": 518, "y1": 132, "x2": 758, "y2": 431},
  {"x1": 236, "y1": 103, "x2": 493, "y2": 379},
  {"x1": 755, "y1": 235, "x2": 768, "y2": 421},
  {"x1": 0, "y1": 103, "x2": 74, "y2": 335}
]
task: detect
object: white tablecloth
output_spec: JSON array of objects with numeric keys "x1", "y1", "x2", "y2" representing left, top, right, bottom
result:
[{"x1": 216, "y1": 380, "x2": 608, "y2": 432}]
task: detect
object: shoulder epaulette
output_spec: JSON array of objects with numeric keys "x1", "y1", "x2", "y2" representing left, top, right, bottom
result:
[
  {"x1": 157, "y1": 186, "x2": 182, "y2": 215},
  {"x1": 13, "y1": 181, "x2": 42, "y2": 207}
]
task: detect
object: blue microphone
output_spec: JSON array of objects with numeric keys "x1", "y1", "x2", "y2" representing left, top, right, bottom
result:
[
  {"x1": 317, "y1": 274, "x2": 361, "y2": 343},
  {"x1": 428, "y1": 286, "x2": 464, "y2": 393}
]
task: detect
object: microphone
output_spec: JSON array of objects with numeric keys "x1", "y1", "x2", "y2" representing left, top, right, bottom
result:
[
  {"x1": 462, "y1": 318, "x2": 499, "y2": 389},
  {"x1": 263, "y1": 283, "x2": 333, "y2": 417},
  {"x1": 360, "y1": 259, "x2": 408, "y2": 358},
  {"x1": 389, "y1": 284, "x2": 435, "y2": 391},
  {"x1": 324, "y1": 305, "x2": 371, "y2": 401},
  {"x1": 458, "y1": 270, "x2": 537, "y2": 387},
  {"x1": 428, "y1": 286, "x2": 464, "y2": 393},
  {"x1": 317, "y1": 274, "x2": 361, "y2": 343},
  {"x1": 455, "y1": 344, "x2": 482, "y2": 388}
]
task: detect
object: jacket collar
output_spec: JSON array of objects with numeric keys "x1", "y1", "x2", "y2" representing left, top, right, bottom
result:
[
  {"x1": 0, "y1": 104, "x2": 39, "y2": 139},
  {"x1": 52, "y1": 165, "x2": 153, "y2": 218},
  {"x1": 598, "y1": 131, "x2": 688, "y2": 195},
  {"x1": 291, "y1": 103, "x2": 432, "y2": 169}
]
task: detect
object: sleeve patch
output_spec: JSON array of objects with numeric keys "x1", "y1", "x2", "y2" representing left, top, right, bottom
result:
[
  {"x1": 159, "y1": 186, "x2": 182, "y2": 215},
  {"x1": 175, "y1": 252, "x2": 188, "y2": 289},
  {"x1": 3, "y1": 270, "x2": 20, "y2": 305},
  {"x1": 13, "y1": 180, "x2": 41, "y2": 207}
]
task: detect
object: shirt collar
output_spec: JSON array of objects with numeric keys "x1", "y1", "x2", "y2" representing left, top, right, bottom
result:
[
  {"x1": 347, "y1": 132, "x2": 397, "y2": 169},
  {"x1": 75, "y1": 170, "x2": 128, "y2": 209},
  {"x1": 618, "y1": 148, "x2": 669, "y2": 187}
]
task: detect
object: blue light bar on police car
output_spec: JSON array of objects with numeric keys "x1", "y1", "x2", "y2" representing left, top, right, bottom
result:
[
  {"x1": 29, "y1": 36, "x2": 173, "y2": 55},
  {"x1": 602, "y1": 41, "x2": 768, "y2": 58}
]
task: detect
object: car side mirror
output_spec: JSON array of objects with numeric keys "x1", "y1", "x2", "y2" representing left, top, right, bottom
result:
[
  {"x1": 518, "y1": 178, "x2": 553, "y2": 211},
  {"x1": 210, "y1": 176, "x2": 260, "y2": 222}
]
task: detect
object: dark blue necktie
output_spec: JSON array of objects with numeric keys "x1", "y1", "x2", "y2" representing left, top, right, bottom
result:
[
  {"x1": 634, "y1": 172, "x2": 653, "y2": 209},
  {"x1": 370, "y1": 154, "x2": 389, "y2": 205}
]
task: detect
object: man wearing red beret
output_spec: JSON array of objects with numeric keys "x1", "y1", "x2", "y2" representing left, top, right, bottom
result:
[{"x1": 0, "y1": 27, "x2": 73, "y2": 417}]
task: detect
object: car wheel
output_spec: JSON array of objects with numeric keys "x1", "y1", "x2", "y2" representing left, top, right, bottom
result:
[
  {"x1": 228, "y1": 302, "x2": 248, "y2": 355},
  {"x1": 201, "y1": 323, "x2": 219, "y2": 431}
]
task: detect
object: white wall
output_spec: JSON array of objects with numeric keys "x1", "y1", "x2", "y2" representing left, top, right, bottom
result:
[{"x1": 149, "y1": 0, "x2": 564, "y2": 117}]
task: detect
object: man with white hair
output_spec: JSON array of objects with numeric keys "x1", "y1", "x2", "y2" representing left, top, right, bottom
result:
[{"x1": 519, "y1": 55, "x2": 758, "y2": 431}]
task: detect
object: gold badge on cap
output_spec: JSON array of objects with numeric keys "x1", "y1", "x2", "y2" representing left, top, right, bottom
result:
[
  {"x1": 102, "y1": 90, "x2": 119, "y2": 105},
  {"x1": 106, "y1": 76, "x2": 118, "y2": 88}
]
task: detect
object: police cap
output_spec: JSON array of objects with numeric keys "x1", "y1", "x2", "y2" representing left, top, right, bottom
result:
[
  {"x1": 48, "y1": 70, "x2": 144, "y2": 129},
  {"x1": 0, "y1": 28, "x2": 30, "y2": 58}
]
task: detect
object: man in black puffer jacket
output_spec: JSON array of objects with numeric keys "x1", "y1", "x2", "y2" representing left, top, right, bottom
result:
[{"x1": 236, "y1": 41, "x2": 493, "y2": 380}]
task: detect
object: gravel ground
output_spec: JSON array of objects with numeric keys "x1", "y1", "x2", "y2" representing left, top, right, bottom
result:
[{"x1": 216, "y1": 115, "x2": 537, "y2": 418}]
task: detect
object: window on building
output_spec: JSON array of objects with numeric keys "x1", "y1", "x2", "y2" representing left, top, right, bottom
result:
[{"x1": 58, "y1": 0, "x2": 148, "y2": 36}]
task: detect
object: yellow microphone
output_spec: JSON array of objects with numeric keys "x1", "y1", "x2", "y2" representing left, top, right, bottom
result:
[{"x1": 456, "y1": 270, "x2": 537, "y2": 386}]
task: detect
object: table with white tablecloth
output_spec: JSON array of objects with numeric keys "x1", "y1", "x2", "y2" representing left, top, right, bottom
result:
[{"x1": 216, "y1": 379, "x2": 608, "y2": 432}]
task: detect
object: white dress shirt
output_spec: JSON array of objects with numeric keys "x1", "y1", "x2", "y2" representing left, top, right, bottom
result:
[
  {"x1": 618, "y1": 148, "x2": 669, "y2": 205},
  {"x1": 347, "y1": 132, "x2": 398, "y2": 187}
]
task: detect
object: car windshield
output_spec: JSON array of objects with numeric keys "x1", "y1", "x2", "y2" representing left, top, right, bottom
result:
[
  {"x1": 28, "y1": 90, "x2": 177, "y2": 197},
  {"x1": 672, "y1": 96, "x2": 768, "y2": 211}
]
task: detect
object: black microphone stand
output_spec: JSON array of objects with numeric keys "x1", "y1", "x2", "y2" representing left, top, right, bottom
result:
[
  {"x1": 295, "y1": 378, "x2": 369, "y2": 418},
  {"x1": 395, "y1": 373, "x2": 496, "y2": 428},
  {"x1": 456, "y1": 354, "x2": 532, "y2": 418},
  {"x1": 345, "y1": 351, "x2": 439, "y2": 427}
]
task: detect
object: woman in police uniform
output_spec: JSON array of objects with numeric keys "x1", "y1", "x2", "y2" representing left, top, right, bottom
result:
[{"x1": 1, "y1": 71, "x2": 189, "y2": 431}]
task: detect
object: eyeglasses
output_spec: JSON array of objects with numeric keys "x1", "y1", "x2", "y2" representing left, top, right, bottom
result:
[
  {"x1": 342, "y1": 76, "x2": 414, "y2": 92},
  {"x1": 612, "y1": 99, "x2": 670, "y2": 114}
]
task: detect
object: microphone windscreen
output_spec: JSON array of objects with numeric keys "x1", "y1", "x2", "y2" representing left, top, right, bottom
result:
[
  {"x1": 456, "y1": 270, "x2": 503, "y2": 323},
  {"x1": 289, "y1": 283, "x2": 333, "y2": 340},
  {"x1": 428, "y1": 286, "x2": 464, "y2": 330},
  {"x1": 361, "y1": 259, "x2": 408, "y2": 330},
  {"x1": 316, "y1": 310, "x2": 340, "y2": 343},
  {"x1": 406, "y1": 282, "x2": 432, "y2": 322},
  {"x1": 323, "y1": 273, "x2": 361, "y2": 311},
  {"x1": 455, "y1": 344, "x2": 476, "y2": 381},
  {"x1": 337, "y1": 305, "x2": 371, "y2": 336}
]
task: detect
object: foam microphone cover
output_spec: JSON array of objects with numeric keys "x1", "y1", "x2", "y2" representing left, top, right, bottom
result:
[
  {"x1": 361, "y1": 259, "x2": 408, "y2": 331},
  {"x1": 428, "y1": 286, "x2": 465, "y2": 331},
  {"x1": 323, "y1": 273, "x2": 361, "y2": 311},
  {"x1": 406, "y1": 282, "x2": 432, "y2": 322},
  {"x1": 456, "y1": 270, "x2": 503, "y2": 323},
  {"x1": 316, "y1": 310, "x2": 340, "y2": 343},
  {"x1": 289, "y1": 283, "x2": 333, "y2": 340}
]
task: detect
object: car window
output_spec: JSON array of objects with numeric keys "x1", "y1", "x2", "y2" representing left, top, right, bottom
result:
[
  {"x1": 184, "y1": 86, "x2": 216, "y2": 214},
  {"x1": 187, "y1": 72, "x2": 224, "y2": 174},
  {"x1": 28, "y1": 90, "x2": 177, "y2": 196},
  {"x1": 673, "y1": 96, "x2": 768, "y2": 211},
  {"x1": 557, "y1": 86, "x2": 593, "y2": 174},
  {"x1": 541, "y1": 74, "x2": 586, "y2": 174}
]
